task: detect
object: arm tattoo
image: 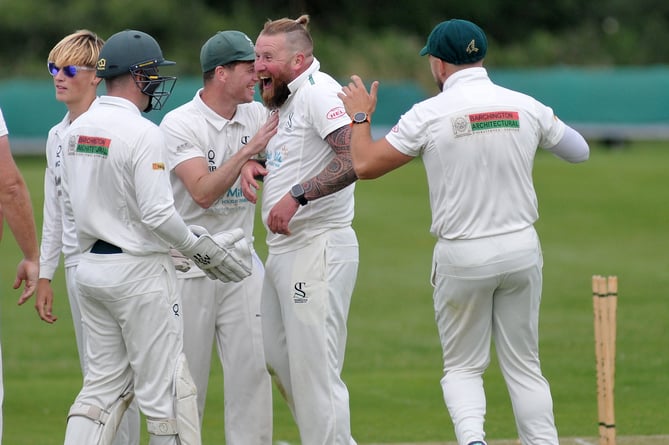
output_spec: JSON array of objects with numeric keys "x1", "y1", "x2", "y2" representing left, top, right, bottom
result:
[{"x1": 303, "y1": 125, "x2": 358, "y2": 201}]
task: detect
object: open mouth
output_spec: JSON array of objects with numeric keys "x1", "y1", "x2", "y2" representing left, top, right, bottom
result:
[{"x1": 260, "y1": 76, "x2": 273, "y2": 90}]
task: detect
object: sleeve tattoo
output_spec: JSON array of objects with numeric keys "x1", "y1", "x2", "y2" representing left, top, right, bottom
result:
[{"x1": 302, "y1": 125, "x2": 358, "y2": 201}]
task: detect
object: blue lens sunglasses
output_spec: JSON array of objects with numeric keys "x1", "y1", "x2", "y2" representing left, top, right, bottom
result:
[{"x1": 48, "y1": 62, "x2": 95, "y2": 78}]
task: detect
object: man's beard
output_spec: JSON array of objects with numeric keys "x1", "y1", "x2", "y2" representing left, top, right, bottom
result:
[{"x1": 261, "y1": 78, "x2": 291, "y2": 108}]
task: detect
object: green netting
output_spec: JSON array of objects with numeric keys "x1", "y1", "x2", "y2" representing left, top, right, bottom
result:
[{"x1": 2, "y1": 67, "x2": 669, "y2": 141}]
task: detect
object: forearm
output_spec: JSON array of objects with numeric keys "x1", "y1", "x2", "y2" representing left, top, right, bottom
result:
[
  {"x1": 153, "y1": 210, "x2": 197, "y2": 252},
  {"x1": 2, "y1": 180, "x2": 39, "y2": 261},
  {"x1": 350, "y1": 123, "x2": 413, "y2": 179},
  {"x1": 302, "y1": 126, "x2": 357, "y2": 201},
  {"x1": 304, "y1": 155, "x2": 357, "y2": 201},
  {"x1": 338, "y1": 75, "x2": 410, "y2": 179},
  {"x1": 349, "y1": 122, "x2": 378, "y2": 179},
  {"x1": 192, "y1": 145, "x2": 259, "y2": 208}
]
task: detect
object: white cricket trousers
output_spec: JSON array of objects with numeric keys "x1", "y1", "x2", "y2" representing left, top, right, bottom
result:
[
  {"x1": 64, "y1": 252, "x2": 190, "y2": 445},
  {"x1": 432, "y1": 226, "x2": 559, "y2": 445},
  {"x1": 179, "y1": 251, "x2": 272, "y2": 444},
  {"x1": 262, "y1": 226, "x2": 359, "y2": 445},
  {"x1": 65, "y1": 264, "x2": 140, "y2": 445}
]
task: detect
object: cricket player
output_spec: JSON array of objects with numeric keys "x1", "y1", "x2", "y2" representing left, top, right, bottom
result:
[
  {"x1": 160, "y1": 30, "x2": 278, "y2": 443},
  {"x1": 241, "y1": 15, "x2": 359, "y2": 445},
  {"x1": 61, "y1": 29, "x2": 252, "y2": 445},
  {"x1": 338, "y1": 19, "x2": 590, "y2": 445},
  {"x1": 28, "y1": 30, "x2": 140, "y2": 444}
]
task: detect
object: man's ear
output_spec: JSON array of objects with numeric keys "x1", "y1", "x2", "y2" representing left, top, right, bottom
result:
[
  {"x1": 293, "y1": 52, "x2": 305, "y2": 69},
  {"x1": 215, "y1": 65, "x2": 228, "y2": 81}
]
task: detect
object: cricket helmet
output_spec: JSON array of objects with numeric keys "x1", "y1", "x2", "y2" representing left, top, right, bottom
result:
[{"x1": 96, "y1": 29, "x2": 177, "y2": 111}]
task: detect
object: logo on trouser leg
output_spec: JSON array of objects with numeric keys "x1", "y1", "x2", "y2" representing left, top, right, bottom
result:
[{"x1": 293, "y1": 282, "x2": 308, "y2": 303}]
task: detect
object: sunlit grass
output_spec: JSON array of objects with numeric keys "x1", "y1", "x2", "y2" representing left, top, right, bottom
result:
[{"x1": 2, "y1": 142, "x2": 668, "y2": 443}]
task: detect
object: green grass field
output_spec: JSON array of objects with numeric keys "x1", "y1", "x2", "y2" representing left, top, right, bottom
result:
[{"x1": 1, "y1": 141, "x2": 668, "y2": 444}]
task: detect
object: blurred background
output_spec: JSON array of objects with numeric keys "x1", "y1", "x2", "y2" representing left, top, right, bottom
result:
[
  {"x1": 2, "y1": 1, "x2": 669, "y2": 443},
  {"x1": 2, "y1": 0, "x2": 669, "y2": 153}
]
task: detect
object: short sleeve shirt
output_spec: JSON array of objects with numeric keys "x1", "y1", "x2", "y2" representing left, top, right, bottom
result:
[
  {"x1": 261, "y1": 58, "x2": 354, "y2": 253},
  {"x1": 386, "y1": 68, "x2": 565, "y2": 240},
  {"x1": 160, "y1": 90, "x2": 268, "y2": 240}
]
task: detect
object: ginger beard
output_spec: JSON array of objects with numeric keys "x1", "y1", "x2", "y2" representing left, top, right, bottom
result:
[{"x1": 260, "y1": 75, "x2": 291, "y2": 109}]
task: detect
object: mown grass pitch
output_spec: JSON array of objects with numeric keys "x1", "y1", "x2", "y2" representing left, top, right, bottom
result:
[{"x1": 1, "y1": 142, "x2": 668, "y2": 443}]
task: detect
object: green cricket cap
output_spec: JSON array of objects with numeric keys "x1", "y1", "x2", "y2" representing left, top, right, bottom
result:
[
  {"x1": 200, "y1": 30, "x2": 255, "y2": 72},
  {"x1": 419, "y1": 19, "x2": 487, "y2": 65}
]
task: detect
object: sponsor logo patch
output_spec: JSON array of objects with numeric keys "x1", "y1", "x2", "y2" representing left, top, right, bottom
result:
[
  {"x1": 152, "y1": 162, "x2": 166, "y2": 170},
  {"x1": 469, "y1": 111, "x2": 519, "y2": 130},
  {"x1": 326, "y1": 106, "x2": 347, "y2": 120},
  {"x1": 75, "y1": 135, "x2": 111, "y2": 157},
  {"x1": 453, "y1": 111, "x2": 520, "y2": 137}
]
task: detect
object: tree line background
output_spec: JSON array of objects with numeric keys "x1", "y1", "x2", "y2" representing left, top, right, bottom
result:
[{"x1": 1, "y1": 0, "x2": 669, "y2": 90}]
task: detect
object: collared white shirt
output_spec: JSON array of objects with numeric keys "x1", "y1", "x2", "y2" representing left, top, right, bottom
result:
[
  {"x1": 386, "y1": 67, "x2": 566, "y2": 240},
  {"x1": 262, "y1": 58, "x2": 354, "y2": 253},
  {"x1": 161, "y1": 88, "x2": 267, "y2": 240},
  {"x1": 62, "y1": 96, "x2": 178, "y2": 255},
  {"x1": 40, "y1": 110, "x2": 86, "y2": 280}
]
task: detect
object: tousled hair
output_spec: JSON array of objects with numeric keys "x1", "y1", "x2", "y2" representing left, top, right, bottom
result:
[{"x1": 48, "y1": 29, "x2": 104, "y2": 68}]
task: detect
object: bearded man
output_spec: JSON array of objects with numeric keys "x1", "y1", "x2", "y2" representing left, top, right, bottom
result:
[{"x1": 240, "y1": 14, "x2": 360, "y2": 445}]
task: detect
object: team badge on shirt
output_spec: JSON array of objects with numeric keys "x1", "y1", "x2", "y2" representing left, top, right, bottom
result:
[
  {"x1": 452, "y1": 111, "x2": 520, "y2": 137},
  {"x1": 69, "y1": 134, "x2": 111, "y2": 157}
]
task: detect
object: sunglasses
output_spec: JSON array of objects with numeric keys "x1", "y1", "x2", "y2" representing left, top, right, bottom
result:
[{"x1": 48, "y1": 62, "x2": 95, "y2": 78}]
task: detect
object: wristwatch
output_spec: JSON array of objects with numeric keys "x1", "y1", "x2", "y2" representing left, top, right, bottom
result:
[
  {"x1": 351, "y1": 111, "x2": 370, "y2": 124},
  {"x1": 290, "y1": 183, "x2": 308, "y2": 206}
]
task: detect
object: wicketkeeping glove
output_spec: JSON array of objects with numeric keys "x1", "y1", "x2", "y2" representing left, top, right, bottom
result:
[{"x1": 183, "y1": 225, "x2": 252, "y2": 282}]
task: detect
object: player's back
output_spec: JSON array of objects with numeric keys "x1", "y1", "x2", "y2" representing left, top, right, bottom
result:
[{"x1": 63, "y1": 95, "x2": 177, "y2": 255}]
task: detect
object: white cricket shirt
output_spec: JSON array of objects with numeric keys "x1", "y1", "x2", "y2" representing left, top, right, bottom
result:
[
  {"x1": 62, "y1": 96, "x2": 179, "y2": 255},
  {"x1": 39, "y1": 111, "x2": 84, "y2": 280},
  {"x1": 161, "y1": 89, "x2": 267, "y2": 240},
  {"x1": 262, "y1": 58, "x2": 354, "y2": 253},
  {"x1": 386, "y1": 67, "x2": 566, "y2": 240}
]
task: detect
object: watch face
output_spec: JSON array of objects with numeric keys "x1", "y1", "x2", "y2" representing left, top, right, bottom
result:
[
  {"x1": 291, "y1": 184, "x2": 308, "y2": 205},
  {"x1": 291, "y1": 184, "x2": 304, "y2": 196},
  {"x1": 353, "y1": 112, "x2": 368, "y2": 123}
]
